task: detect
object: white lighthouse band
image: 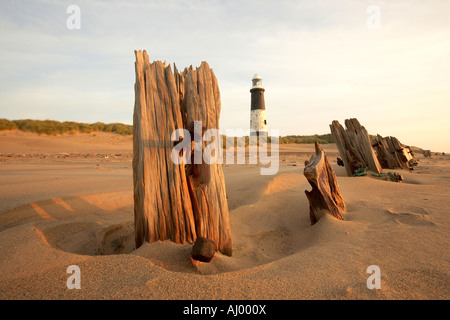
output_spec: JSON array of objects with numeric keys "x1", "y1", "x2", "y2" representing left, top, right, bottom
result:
[
  {"x1": 250, "y1": 109, "x2": 268, "y2": 135},
  {"x1": 250, "y1": 74, "x2": 268, "y2": 136}
]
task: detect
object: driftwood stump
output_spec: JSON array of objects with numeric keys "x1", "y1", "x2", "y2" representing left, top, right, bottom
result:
[
  {"x1": 304, "y1": 142, "x2": 346, "y2": 225},
  {"x1": 133, "y1": 50, "x2": 232, "y2": 256},
  {"x1": 372, "y1": 135, "x2": 417, "y2": 170},
  {"x1": 330, "y1": 118, "x2": 383, "y2": 177}
]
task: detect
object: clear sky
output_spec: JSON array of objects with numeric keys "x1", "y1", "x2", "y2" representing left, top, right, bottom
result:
[{"x1": 1, "y1": 0, "x2": 449, "y2": 151}]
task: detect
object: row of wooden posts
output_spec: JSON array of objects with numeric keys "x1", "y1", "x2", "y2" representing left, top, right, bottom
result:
[
  {"x1": 133, "y1": 52, "x2": 418, "y2": 262},
  {"x1": 306, "y1": 118, "x2": 419, "y2": 224}
]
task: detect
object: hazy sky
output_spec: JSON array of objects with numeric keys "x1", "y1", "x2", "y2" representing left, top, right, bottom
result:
[{"x1": 1, "y1": 0, "x2": 449, "y2": 151}]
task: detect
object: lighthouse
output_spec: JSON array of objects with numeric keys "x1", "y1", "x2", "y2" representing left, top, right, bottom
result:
[{"x1": 250, "y1": 74, "x2": 268, "y2": 136}]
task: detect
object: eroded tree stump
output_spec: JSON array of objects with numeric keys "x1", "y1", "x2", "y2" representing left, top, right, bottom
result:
[
  {"x1": 372, "y1": 135, "x2": 417, "y2": 170},
  {"x1": 304, "y1": 142, "x2": 346, "y2": 225},
  {"x1": 133, "y1": 50, "x2": 232, "y2": 256},
  {"x1": 330, "y1": 119, "x2": 383, "y2": 177}
]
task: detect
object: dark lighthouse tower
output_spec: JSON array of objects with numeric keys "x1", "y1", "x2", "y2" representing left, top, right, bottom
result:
[{"x1": 250, "y1": 74, "x2": 268, "y2": 136}]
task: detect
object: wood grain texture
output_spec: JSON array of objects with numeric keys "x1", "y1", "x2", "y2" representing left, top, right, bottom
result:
[
  {"x1": 304, "y1": 142, "x2": 346, "y2": 225},
  {"x1": 133, "y1": 50, "x2": 232, "y2": 256},
  {"x1": 372, "y1": 135, "x2": 416, "y2": 170},
  {"x1": 330, "y1": 118, "x2": 383, "y2": 177}
]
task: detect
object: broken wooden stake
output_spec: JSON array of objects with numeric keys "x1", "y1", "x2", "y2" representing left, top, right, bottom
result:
[
  {"x1": 304, "y1": 142, "x2": 346, "y2": 225},
  {"x1": 372, "y1": 135, "x2": 417, "y2": 170},
  {"x1": 133, "y1": 50, "x2": 232, "y2": 256},
  {"x1": 330, "y1": 118, "x2": 383, "y2": 177}
]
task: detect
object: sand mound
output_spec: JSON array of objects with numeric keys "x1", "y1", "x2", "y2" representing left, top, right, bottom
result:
[
  {"x1": 262, "y1": 173, "x2": 304, "y2": 195},
  {"x1": 0, "y1": 130, "x2": 132, "y2": 154}
]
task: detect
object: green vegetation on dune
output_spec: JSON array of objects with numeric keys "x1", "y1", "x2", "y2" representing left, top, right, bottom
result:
[
  {"x1": 1, "y1": 118, "x2": 334, "y2": 143},
  {"x1": 0, "y1": 119, "x2": 133, "y2": 136},
  {"x1": 221, "y1": 133, "x2": 334, "y2": 148},
  {"x1": 278, "y1": 134, "x2": 334, "y2": 144},
  {"x1": 0, "y1": 119, "x2": 18, "y2": 130}
]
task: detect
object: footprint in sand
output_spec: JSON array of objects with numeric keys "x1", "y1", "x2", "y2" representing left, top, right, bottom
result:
[
  {"x1": 386, "y1": 207, "x2": 436, "y2": 227},
  {"x1": 40, "y1": 220, "x2": 135, "y2": 256}
]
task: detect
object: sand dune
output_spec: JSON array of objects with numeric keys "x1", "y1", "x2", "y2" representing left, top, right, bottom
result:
[{"x1": 0, "y1": 131, "x2": 449, "y2": 299}]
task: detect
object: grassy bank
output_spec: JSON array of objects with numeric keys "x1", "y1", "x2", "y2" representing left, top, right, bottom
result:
[
  {"x1": 0, "y1": 119, "x2": 133, "y2": 136},
  {"x1": 1, "y1": 118, "x2": 336, "y2": 144}
]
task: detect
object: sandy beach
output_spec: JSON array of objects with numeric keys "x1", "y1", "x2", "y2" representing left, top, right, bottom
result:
[{"x1": 0, "y1": 130, "x2": 449, "y2": 299}]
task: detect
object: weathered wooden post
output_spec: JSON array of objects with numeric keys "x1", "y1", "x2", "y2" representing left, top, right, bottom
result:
[
  {"x1": 372, "y1": 135, "x2": 417, "y2": 170},
  {"x1": 304, "y1": 142, "x2": 346, "y2": 225},
  {"x1": 330, "y1": 118, "x2": 383, "y2": 177},
  {"x1": 133, "y1": 50, "x2": 232, "y2": 257}
]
